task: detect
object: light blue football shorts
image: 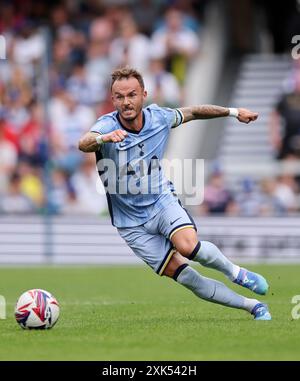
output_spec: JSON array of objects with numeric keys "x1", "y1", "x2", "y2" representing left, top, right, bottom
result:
[{"x1": 117, "y1": 197, "x2": 197, "y2": 276}]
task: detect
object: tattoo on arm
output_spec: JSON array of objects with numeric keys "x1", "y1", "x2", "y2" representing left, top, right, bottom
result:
[
  {"x1": 78, "y1": 132, "x2": 100, "y2": 152},
  {"x1": 179, "y1": 105, "x2": 230, "y2": 123}
]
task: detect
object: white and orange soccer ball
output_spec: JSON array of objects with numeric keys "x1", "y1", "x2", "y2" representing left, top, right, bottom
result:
[{"x1": 15, "y1": 289, "x2": 60, "y2": 329}]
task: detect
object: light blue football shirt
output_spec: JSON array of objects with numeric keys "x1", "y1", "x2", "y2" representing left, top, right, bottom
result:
[{"x1": 90, "y1": 103, "x2": 183, "y2": 227}]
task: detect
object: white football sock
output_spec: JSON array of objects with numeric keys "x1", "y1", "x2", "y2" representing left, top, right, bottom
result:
[{"x1": 175, "y1": 265, "x2": 257, "y2": 313}]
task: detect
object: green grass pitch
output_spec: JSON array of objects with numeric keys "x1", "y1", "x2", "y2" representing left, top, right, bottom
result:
[{"x1": 0, "y1": 264, "x2": 299, "y2": 360}]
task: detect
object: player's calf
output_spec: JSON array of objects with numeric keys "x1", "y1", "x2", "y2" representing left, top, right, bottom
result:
[
  {"x1": 172, "y1": 263, "x2": 270, "y2": 319},
  {"x1": 187, "y1": 240, "x2": 240, "y2": 281},
  {"x1": 189, "y1": 242, "x2": 269, "y2": 295},
  {"x1": 170, "y1": 232, "x2": 270, "y2": 297}
]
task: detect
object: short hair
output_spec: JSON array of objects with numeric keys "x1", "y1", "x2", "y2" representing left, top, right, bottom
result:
[{"x1": 111, "y1": 66, "x2": 144, "y2": 90}]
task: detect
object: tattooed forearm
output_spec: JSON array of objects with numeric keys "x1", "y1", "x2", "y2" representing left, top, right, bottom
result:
[
  {"x1": 179, "y1": 105, "x2": 229, "y2": 123},
  {"x1": 78, "y1": 132, "x2": 100, "y2": 152}
]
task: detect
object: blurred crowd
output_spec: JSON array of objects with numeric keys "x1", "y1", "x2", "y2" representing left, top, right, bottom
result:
[
  {"x1": 1, "y1": 0, "x2": 299, "y2": 218},
  {"x1": 0, "y1": 0, "x2": 203, "y2": 215},
  {"x1": 200, "y1": 168, "x2": 300, "y2": 217}
]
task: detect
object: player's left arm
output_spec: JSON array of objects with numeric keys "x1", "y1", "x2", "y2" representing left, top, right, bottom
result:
[{"x1": 178, "y1": 105, "x2": 258, "y2": 124}]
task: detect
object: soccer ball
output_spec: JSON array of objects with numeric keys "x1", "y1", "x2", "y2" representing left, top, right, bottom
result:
[{"x1": 15, "y1": 289, "x2": 60, "y2": 329}]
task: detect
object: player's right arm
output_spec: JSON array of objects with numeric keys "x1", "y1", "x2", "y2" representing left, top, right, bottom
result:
[{"x1": 78, "y1": 130, "x2": 128, "y2": 152}]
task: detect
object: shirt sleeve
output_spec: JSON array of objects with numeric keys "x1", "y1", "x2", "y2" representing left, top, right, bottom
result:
[
  {"x1": 90, "y1": 116, "x2": 115, "y2": 135},
  {"x1": 161, "y1": 107, "x2": 184, "y2": 129}
]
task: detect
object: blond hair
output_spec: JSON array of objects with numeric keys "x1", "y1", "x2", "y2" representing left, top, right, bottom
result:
[{"x1": 111, "y1": 66, "x2": 144, "y2": 90}]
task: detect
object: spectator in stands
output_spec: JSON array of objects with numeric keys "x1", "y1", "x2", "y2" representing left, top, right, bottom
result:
[
  {"x1": 0, "y1": 109, "x2": 18, "y2": 192},
  {"x1": 270, "y1": 70, "x2": 300, "y2": 160},
  {"x1": 235, "y1": 178, "x2": 264, "y2": 217},
  {"x1": 2, "y1": 66, "x2": 32, "y2": 109},
  {"x1": 274, "y1": 174, "x2": 299, "y2": 213},
  {"x1": 131, "y1": 0, "x2": 161, "y2": 36},
  {"x1": 0, "y1": 107, "x2": 18, "y2": 148},
  {"x1": 66, "y1": 62, "x2": 105, "y2": 106},
  {"x1": 50, "y1": 90, "x2": 95, "y2": 173},
  {"x1": 236, "y1": 175, "x2": 299, "y2": 217},
  {"x1": 169, "y1": 0, "x2": 203, "y2": 32},
  {"x1": 2, "y1": 67, "x2": 32, "y2": 135},
  {"x1": 151, "y1": 7, "x2": 200, "y2": 85},
  {"x1": 62, "y1": 187, "x2": 88, "y2": 215},
  {"x1": 0, "y1": 172, "x2": 35, "y2": 214},
  {"x1": 51, "y1": 36, "x2": 73, "y2": 81},
  {"x1": 110, "y1": 16, "x2": 150, "y2": 73},
  {"x1": 50, "y1": 5, "x2": 72, "y2": 40},
  {"x1": 200, "y1": 169, "x2": 234, "y2": 215},
  {"x1": 259, "y1": 178, "x2": 286, "y2": 216},
  {"x1": 18, "y1": 160, "x2": 44, "y2": 209},
  {"x1": 11, "y1": 21, "x2": 45, "y2": 79},
  {"x1": 281, "y1": 59, "x2": 300, "y2": 94},
  {"x1": 143, "y1": 52, "x2": 181, "y2": 108},
  {"x1": 70, "y1": 154, "x2": 107, "y2": 215},
  {"x1": 5, "y1": 99, "x2": 30, "y2": 134},
  {"x1": 86, "y1": 17, "x2": 113, "y2": 103},
  {"x1": 103, "y1": 4, "x2": 131, "y2": 37},
  {"x1": 0, "y1": 2, "x2": 25, "y2": 35},
  {"x1": 18, "y1": 101, "x2": 44, "y2": 165},
  {"x1": 47, "y1": 168, "x2": 70, "y2": 214}
]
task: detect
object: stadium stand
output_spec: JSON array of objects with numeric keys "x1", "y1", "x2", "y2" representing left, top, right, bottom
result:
[
  {"x1": 218, "y1": 54, "x2": 292, "y2": 188},
  {"x1": 1, "y1": 0, "x2": 300, "y2": 264}
]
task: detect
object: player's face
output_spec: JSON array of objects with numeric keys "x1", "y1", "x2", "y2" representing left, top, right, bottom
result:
[{"x1": 111, "y1": 77, "x2": 147, "y2": 121}]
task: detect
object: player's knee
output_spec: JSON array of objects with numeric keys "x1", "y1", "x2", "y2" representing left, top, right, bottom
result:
[
  {"x1": 177, "y1": 239, "x2": 200, "y2": 258},
  {"x1": 171, "y1": 228, "x2": 198, "y2": 257}
]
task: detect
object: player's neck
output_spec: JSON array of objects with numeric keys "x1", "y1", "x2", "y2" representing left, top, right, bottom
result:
[{"x1": 119, "y1": 111, "x2": 144, "y2": 133}]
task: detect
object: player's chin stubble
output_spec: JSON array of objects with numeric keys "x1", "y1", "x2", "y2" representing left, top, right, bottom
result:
[
  {"x1": 121, "y1": 107, "x2": 141, "y2": 121},
  {"x1": 122, "y1": 113, "x2": 137, "y2": 121}
]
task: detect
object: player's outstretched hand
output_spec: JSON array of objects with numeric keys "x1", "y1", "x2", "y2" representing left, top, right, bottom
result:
[
  {"x1": 237, "y1": 108, "x2": 258, "y2": 124},
  {"x1": 102, "y1": 129, "x2": 128, "y2": 143}
]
